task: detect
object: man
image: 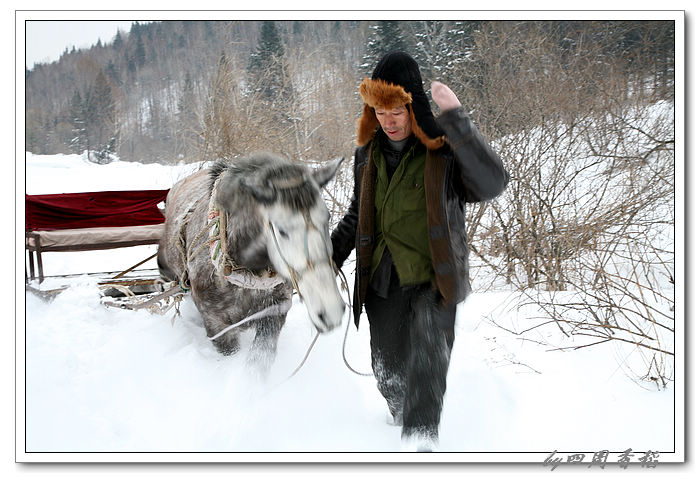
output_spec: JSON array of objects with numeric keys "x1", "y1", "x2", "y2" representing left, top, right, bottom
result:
[{"x1": 331, "y1": 51, "x2": 509, "y2": 451}]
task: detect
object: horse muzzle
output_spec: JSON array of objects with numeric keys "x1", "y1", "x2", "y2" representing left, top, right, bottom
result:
[{"x1": 296, "y1": 267, "x2": 345, "y2": 333}]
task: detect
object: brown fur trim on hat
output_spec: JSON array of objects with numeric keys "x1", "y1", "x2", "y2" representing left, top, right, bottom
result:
[
  {"x1": 359, "y1": 77, "x2": 412, "y2": 109},
  {"x1": 356, "y1": 104, "x2": 379, "y2": 146},
  {"x1": 408, "y1": 104, "x2": 446, "y2": 150},
  {"x1": 356, "y1": 77, "x2": 445, "y2": 149}
]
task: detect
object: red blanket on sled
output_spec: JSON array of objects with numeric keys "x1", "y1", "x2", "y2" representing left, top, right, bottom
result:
[{"x1": 26, "y1": 190, "x2": 169, "y2": 231}]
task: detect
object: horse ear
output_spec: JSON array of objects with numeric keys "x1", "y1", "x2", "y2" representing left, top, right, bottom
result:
[
  {"x1": 239, "y1": 177, "x2": 276, "y2": 204},
  {"x1": 312, "y1": 157, "x2": 344, "y2": 188},
  {"x1": 214, "y1": 171, "x2": 238, "y2": 209}
]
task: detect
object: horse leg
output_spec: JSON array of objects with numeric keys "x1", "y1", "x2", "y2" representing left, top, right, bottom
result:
[{"x1": 247, "y1": 313, "x2": 286, "y2": 378}]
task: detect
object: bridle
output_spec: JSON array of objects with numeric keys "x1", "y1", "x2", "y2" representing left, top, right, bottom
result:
[
  {"x1": 177, "y1": 169, "x2": 368, "y2": 378},
  {"x1": 267, "y1": 208, "x2": 338, "y2": 298}
]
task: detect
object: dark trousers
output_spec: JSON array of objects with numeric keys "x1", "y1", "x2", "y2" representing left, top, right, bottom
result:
[{"x1": 364, "y1": 271, "x2": 455, "y2": 440}]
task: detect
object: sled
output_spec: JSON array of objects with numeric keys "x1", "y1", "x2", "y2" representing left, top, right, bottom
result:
[
  {"x1": 26, "y1": 268, "x2": 163, "y2": 298},
  {"x1": 25, "y1": 190, "x2": 169, "y2": 283},
  {"x1": 99, "y1": 277, "x2": 185, "y2": 314},
  {"x1": 26, "y1": 267, "x2": 186, "y2": 315}
]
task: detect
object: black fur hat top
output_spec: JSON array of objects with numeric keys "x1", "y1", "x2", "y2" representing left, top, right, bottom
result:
[{"x1": 357, "y1": 51, "x2": 445, "y2": 149}]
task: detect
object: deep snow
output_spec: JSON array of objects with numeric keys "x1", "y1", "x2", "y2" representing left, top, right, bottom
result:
[{"x1": 20, "y1": 153, "x2": 679, "y2": 463}]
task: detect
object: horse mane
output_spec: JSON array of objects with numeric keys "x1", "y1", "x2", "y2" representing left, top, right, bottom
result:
[{"x1": 210, "y1": 153, "x2": 320, "y2": 212}]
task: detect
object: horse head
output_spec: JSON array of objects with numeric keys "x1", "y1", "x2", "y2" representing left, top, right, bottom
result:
[{"x1": 214, "y1": 153, "x2": 346, "y2": 333}]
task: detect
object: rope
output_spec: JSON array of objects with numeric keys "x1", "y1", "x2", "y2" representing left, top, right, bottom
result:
[
  {"x1": 188, "y1": 217, "x2": 218, "y2": 261},
  {"x1": 215, "y1": 190, "x2": 235, "y2": 272},
  {"x1": 208, "y1": 299, "x2": 293, "y2": 341},
  {"x1": 286, "y1": 331, "x2": 320, "y2": 380},
  {"x1": 337, "y1": 267, "x2": 373, "y2": 377},
  {"x1": 268, "y1": 267, "x2": 370, "y2": 390},
  {"x1": 129, "y1": 283, "x2": 183, "y2": 312},
  {"x1": 153, "y1": 176, "x2": 369, "y2": 381},
  {"x1": 175, "y1": 207, "x2": 194, "y2": 291}
]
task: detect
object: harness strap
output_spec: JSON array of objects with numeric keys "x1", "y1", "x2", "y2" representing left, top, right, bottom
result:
[
  {"x1": 224, "y1": 268, "x2": 285, "y2": 290},
  {"x1": 267, "y1": 210, "x2": 336, "y2": 298},
  {"x1": 208, "y1": 175, "x2": 285, "y2": 290}
]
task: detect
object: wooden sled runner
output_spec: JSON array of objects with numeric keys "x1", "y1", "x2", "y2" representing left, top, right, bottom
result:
[{"x1": 25, "y1": 267, "x2": 186, "y2": 319}]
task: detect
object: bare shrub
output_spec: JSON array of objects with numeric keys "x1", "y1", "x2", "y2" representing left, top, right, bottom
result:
[
  {"x1": 191, "y1": 20, "x2": 676, "y2": 385},
  {"x1": 454, "y1": 22, "x2": 675, "y2": 386}
]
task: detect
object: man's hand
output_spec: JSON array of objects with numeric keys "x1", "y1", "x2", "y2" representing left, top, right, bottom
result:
[{"x1": 430, "y1": 81, "x2": 461, "y2": 112}]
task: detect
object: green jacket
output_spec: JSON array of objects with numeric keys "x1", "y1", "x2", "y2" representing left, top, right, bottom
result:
[{"x1": 371, "y1": 138, "x2": 432, "y2": 286}]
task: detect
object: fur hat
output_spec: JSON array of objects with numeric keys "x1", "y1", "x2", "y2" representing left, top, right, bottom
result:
[{"x1": 356, "y1": 51, "x2": 446, "y2": 150}]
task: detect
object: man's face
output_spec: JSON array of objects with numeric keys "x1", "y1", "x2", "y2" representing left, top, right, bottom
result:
[{"x1": 375, "y1": 106, "x2": 412, "y2": 141}]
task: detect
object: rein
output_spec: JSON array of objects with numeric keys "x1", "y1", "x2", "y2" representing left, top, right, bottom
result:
[
  {"x1": 337, "y1": 267, "x2": 373, "y2": 377},
  {"x1": 207, "y1": 298, "x2": 293, "y2": 341},
  {"x1": 171, "y1": 173, "x2": 370, "y2": 379},
  {"x1": 266, "y1": 207, "x2": 372, "y2": 378}
]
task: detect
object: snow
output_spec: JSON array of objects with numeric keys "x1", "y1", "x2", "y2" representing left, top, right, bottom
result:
[{"x1": 20, "y1": 152, "x2": 679, "y2": 464}]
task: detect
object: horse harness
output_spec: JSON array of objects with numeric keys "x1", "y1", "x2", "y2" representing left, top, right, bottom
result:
[
  {"x1": 113, "y1": 171, "x2": 365, "y2": 379},
  {"x1": 175, "y1": 176, "x2": 284, "y2": 293},
  {"x1": 174, "y1": 172, "x2": 336, "y2": 339}
]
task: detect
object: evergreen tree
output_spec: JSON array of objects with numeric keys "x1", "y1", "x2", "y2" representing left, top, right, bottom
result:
[
  {"x1": 178, "y1": 72, "x2": 196, "y2": 116},
  {"x1": 68, "y1": 89, "x2": 86, "y2": 154},
  {"x1": 408, "y1": 21, "x2": 480, "y2": 85},
  {"x1": 106, "y1": 60, "x2": 121, "y2": 86},
  {"x1": 71, "y1": 70, "x2": 118, "y2": 162},
  {"x1": 410, "y1": 21, "x2": 446, "y2": 81},
  {"x1": 361, "y1": 21, "x2": 410, "y2": 76},
  {"x1": 94, "y1": 70, "x2": 118, "y2": 162},
  {"x1": 177, "y1": 71, "x2": 199, "y2": 156},
  {"x1": 23, "y1": 19, "x2": 675, "y2": 162},
  {"x1": 92, "y1": 70, "x2": 116, "y2": 132},
  {"x1": 126, "y1": 54, "x2": 137, "y2": 76},
  {"x1": 444, "y1": 21, "x2": 479, "y2": 81},
  {"x1": 113, "y1": 30, "x2": 123, "y2": 49},
  {"x1": 247, "y1": 21, "x2": 294, "y2": 109},
  {"x1": 134, "y1": 35, "x2": 146, "y2": 68},
  {"x1": 293, "y1": 21, "x2": 304, "y2": 39},
  {"x1": 203, "y1": 21, "x2": 215, "y2": 40}
]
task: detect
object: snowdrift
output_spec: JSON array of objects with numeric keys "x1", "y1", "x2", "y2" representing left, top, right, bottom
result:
[{"x1": 20, "y1": 152, "x2": 678, "y2": 462}]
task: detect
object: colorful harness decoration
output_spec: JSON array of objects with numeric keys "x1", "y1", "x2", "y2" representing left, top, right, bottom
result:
[{"x1": 207, "y1": 176, "x2": 285, "y2": 291}]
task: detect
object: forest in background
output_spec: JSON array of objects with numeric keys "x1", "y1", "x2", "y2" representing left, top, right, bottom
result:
[
  {"x1": 25, "y1": 20, "x2": 673, "y2": 163},
  {"x1": 25, "y1": 19, "x2": 677, "y2": 385}
]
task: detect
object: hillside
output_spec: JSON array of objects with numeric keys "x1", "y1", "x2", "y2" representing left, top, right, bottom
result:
[{"x1": 25, "y1": 20, "x2": 674, "y2": 163}]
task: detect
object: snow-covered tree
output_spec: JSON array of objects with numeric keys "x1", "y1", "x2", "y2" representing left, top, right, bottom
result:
[
  {"x1": 247, "y1": 20, "x2": 294, "y2": 109},
  {"x1": 360, "y1": 21, "x2": 410, "y2": 76}
]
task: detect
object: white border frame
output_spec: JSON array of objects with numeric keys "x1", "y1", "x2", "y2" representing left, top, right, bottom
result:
[{"x1": 15, "y1": 9, "x2": 686, "y2": 466}]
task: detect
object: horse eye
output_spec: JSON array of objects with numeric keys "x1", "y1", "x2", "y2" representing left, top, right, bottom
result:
[{"x1": 278, "y1": 228, "x2": 289, "y2": 239}]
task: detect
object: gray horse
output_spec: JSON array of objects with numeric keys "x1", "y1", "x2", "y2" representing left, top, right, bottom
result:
[{"x1": 157, "y1": 152, "x2": 345, "y2": 373}]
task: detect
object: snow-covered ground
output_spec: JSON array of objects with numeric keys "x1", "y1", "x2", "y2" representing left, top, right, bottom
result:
[{"x1": 19, "y1": 153, "x2": 680, "y2": 464}]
